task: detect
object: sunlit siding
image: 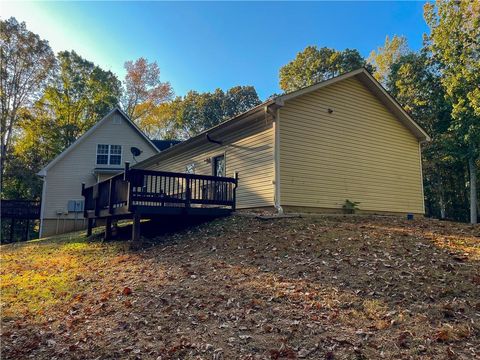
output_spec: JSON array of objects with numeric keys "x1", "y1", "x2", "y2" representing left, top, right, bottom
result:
[
  {"x1": 279, "y1": 77, "x2": 424, "y2": 214},
  {"x1": 143, "y1": 117, "x2": 275, "y2": 208}
]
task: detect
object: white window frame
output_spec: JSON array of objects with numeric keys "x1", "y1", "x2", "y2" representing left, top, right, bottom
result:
[
  {"x1": 109, "y1": 145, "x2": 122, "y2": 165},
  {"x1": 96, "y1": 144, "x2": 122, "y2": 166},
  {"x1": 211, "y1": 152, "x2": 226, "y2": 177}
]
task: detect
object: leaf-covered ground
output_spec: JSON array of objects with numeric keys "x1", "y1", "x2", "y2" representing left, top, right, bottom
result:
[{"x1": 1, "y1": 215, "x2": 479, "y2": 359}]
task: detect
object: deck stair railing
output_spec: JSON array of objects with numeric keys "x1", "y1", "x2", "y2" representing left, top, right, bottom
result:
[{"x1": 1, "y1": 200, "x2": 41, "y2": 219}]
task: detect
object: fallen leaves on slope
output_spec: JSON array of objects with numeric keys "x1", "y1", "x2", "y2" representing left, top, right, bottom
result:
[{"x1": 1, "y1": 215, "x2": 479, "y2": 359}]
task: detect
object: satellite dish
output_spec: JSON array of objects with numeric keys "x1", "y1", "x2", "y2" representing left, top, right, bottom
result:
[{"x1": 130, "y1": 147, "x2": 142, "y2": 157}]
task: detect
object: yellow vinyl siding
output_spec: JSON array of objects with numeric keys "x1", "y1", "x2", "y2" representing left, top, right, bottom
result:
[
  {"x1": 279, "y1": 77, "x2": 424, "y2": 214},
  {"x1": 144, "y1": 117, "x2": 275, "y2": 209}
]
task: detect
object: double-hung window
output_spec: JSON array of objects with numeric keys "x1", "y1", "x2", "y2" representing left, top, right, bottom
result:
[
  {"x1": 96, "y1": 144, "x2": 122, "y2": 165},
  {"x1": 109, "y1": 145, "x2": 122, "y2": 165}
]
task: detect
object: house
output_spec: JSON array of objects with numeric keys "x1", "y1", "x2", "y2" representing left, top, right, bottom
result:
[
  {"x1": 134, "y1": 68, "x2": 430, "y2": 216},
  {"x1": 38, "y1": 108, "x2": 161, "y2": 237}
]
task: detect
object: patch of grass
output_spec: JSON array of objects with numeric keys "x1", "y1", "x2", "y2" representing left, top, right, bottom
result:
[
  {"x1": 0, "y1": 230, "x2": 125, "y2": 319},
  {"x1": 362, "y1": 299, "x2": 388, "y2": 320}
]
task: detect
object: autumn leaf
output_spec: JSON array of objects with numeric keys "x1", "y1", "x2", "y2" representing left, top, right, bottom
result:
[{"x1": 122, "y1": 287, "x2": 132, "y2": 296}]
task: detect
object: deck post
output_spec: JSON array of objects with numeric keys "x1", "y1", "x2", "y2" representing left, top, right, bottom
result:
[
  {"x1": 124, "y1": 162, "x2": 132, "y2": 211},
  {"x1": 132, "y1": 213, "x2": 141, "y2": 242},
  {"x1": 81, "y1": 183, "x2": 88, "y2": 218},
  {"x1": 104, "y1": 217, "x2": 112, "y2": 241},
  {"x1": 108, "y1": 178, "x2": 114, "y2": 214},
  {"x1": 185, "y1": 175, "x2": 191, "y2": 208},
  {"x1": 9, "y1": 218, "x2": 15, "y2": 243},
  {"x1": 25, "y1": 219, "x2": 30, "y2": 241},
  {"x1": 87, "y1": 218, "x2": 93, "y2": 237},
  {"x1": 124, "y1": 161, "x2": 130, "y2": 181},
  {"x1": 232, "y1": 172, "x2": 239, "y2": 211},
  {"x1": 94, "y1": 185, "x2": 100, "y2": 217}
]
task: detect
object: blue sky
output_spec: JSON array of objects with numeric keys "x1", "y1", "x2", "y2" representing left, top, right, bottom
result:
[{"x1": 2, "y1": 1, "x2": 429, "y2": 100}]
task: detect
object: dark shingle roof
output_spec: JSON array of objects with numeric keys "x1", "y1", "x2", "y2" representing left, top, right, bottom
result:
[{"x1": 151, "y1": 139, "x2": 182, "y2": 151}]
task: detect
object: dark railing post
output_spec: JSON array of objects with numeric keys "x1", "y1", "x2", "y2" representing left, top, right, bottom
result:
[
  {"x1": 94, "y1": 185, "x2": 100, "y2": 217},
  {"x1": 81, "y1": 183, "x2": 87, "y2": 218},
  {"x1": 124, "y1": 161, "x2": 130, "y2": 181},
  {"x1": 124, "y1": 162, "x2": 132, "y2": 211},
  {"x1": 108, "y1": 178, "x2": 114, "y2": 214},
  {"x1": 232, "y1": 172, "x2": 239, "y2": 211},
  {"x1": 185, "y1": 175, "x2": 191, "y2": 208}
]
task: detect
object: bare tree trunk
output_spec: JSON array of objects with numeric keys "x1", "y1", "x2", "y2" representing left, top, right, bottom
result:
[{"x1": 469, "y1": 156, "x2": 478, "y2": 224}]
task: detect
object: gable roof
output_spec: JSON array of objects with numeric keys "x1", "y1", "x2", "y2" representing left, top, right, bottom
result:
[
  {"x1": 136, "y1": 68, "x2": 430, "y2": 169},
  {"x1": 38, "y1": 107, "x2": 159, "y2": 176}
]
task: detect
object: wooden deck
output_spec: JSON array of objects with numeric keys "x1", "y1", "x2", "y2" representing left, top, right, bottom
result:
[{"x1": 82, "y1": 164, "x2": 238, "y2": 241}]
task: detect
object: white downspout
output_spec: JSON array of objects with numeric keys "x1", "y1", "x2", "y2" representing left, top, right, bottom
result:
[
  {"x1": 267, "y1": 101, "x2": 284, "y2": 215},
  {"x1": 39, "y1": 175, "x2": 47, "y2": 238}
]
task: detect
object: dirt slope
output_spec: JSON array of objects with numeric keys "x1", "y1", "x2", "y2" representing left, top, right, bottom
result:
[{"x1": 1, "y1": 215, "x2": 479, "y2": 359}]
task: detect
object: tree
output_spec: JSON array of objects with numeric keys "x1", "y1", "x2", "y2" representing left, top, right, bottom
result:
[
  {"x1": 155, "y1": 86, "x2": 261, "y2": 140},
  {"x1": 279, "y1": 46, "x2": 373, "y2": 92},
  {"x1": 424, "y1": 0, "x2": 480, "y2": 223},
  {"x1": 0, "y1": 17, "x2": 55, "y2": 190},
  {"x1": 175, "y1": 89, "x2": 225, "y2": 138},
  {"x1": 223, "y1": 86, "x2": 261, "y2": 119},
  {"x1": 387, "y1": 53, "x2": 461, "y2": 220},
  {"x1": 368, "y1": 35, "x2": 410, "y2": 86},
  {"x1": 40, "y1": 51, "x2": 122, "y2": 148},
  {"x1": 122, "y1": 58, "x2": 173, "y2": 128}
]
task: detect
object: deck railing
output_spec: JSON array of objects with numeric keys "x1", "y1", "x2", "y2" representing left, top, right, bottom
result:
[
  {"x1": 1, "y1": 200, "x2": 41, "y2": 219},
  {"x1": 82, "y1": 166, "x2": 238, "y2": 218}
]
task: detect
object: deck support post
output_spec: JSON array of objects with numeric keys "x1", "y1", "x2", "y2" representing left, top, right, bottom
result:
[
  {"x1": 104, "y1": 217, "x2": 112, "y2": 241},
  {"x1": 232, "y1": 172, "x2": 239, "y2": 212},
  {"x1": 185, "y1": 175, "x2": 191, "y2": 208},
  {"x1": 87, "y1": 218, "x2": 93, "y2": 237},
  {"x1": 25, "y1": 219, "x2": 30, "y2": 241},
  {"x1": 10, "y1": 218, "x2": 15, "y2": 243},
  {"x1": 132, "y1": 213, "x2": 141, "y2": 242}
]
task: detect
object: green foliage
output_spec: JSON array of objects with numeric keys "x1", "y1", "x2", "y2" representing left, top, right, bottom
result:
[
  {"x1": 387, "y1": 52, "x2": 459, "y2": 220},
  {"x1": 383, "y1": 1, "x2": 480, "y2": 222},
  {"x1": 0, "y1": 17, "x2": 55, "y2": 190},
  {"x1": 157, "y1": 86, "x2": 261, "y2": 139},
  {"x1": 424, "y1": 0, "x2": 479, "y2": 223},
  {"x1": 342, "y1": 199, "x2": 360, "y2": 214},
  {"x1": 39, "y1": 50, "x2": 122, "y2": 148},
  {"x1": 2, "y1": 49, "x2": 122, "y2": 200},
  {"x1": 279, "y1": 46, "x2": 373, "y2": 92},
  {"x1": 368, "y1": 35, "x2": 409, "y2": 85}
]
